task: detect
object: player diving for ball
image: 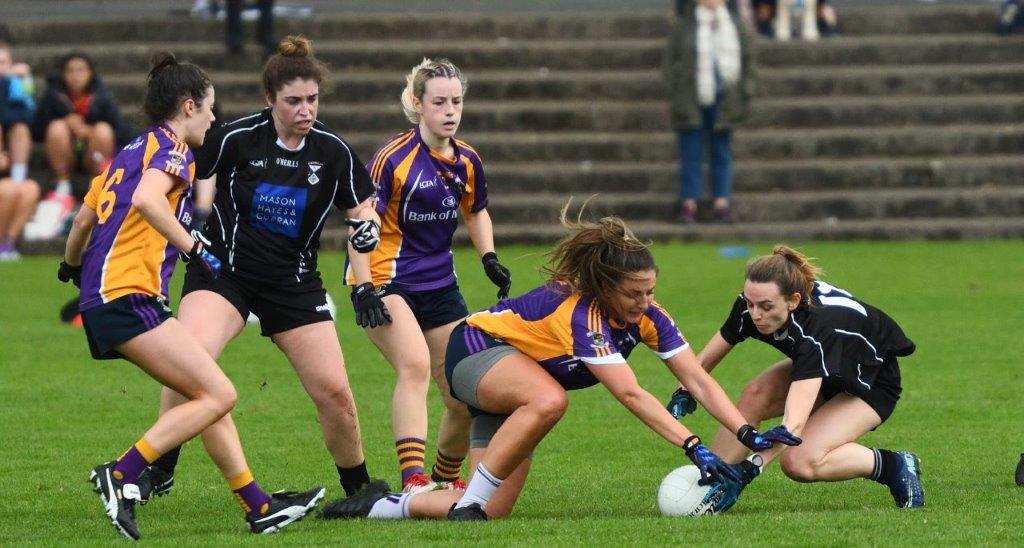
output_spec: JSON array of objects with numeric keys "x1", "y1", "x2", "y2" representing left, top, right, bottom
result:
[
  {"x1": 318, "y1": 205, "x2": 801, "y2": 521},
  {"x1": 666, "y1": 244, "x2": 923, "y2": 511}
]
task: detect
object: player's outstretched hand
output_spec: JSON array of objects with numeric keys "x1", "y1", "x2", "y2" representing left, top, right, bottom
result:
[
  {"x1": 737, "y1": 424, "x2": 802, "y2": 452},
  {"x1": 481, "y1": 252, "x2": 511, "y2": 299},
  {"x1": 57, "y1": 260, "x2": 82, "y2": 287},
  {"x1": 683, "y1": 436, "x2": 740, "y2": 485},
  {"x1": 187, "y1": 234, "x2": 222, "y2": 278},
  {"x1": 351, "y1": 282, "x2": 392, "y2": 328},
  {"x1": 666, "y1": 387, "x2": 697, "y2": 418},
  {"x1": 345, "y1": 218, "x2": 381, "y2": 253}
]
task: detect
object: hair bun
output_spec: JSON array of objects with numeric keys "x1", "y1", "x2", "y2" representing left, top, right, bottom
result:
[
  {"x1": 149, "y1": 52, "x2": 178, "y2": 80},
  {"x1": 278, "y1": 35, "x2": 311, "y2": 57}
]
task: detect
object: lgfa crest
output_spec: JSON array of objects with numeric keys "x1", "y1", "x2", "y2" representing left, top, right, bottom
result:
[{"x1": 307, "y1": 162, "x2": 322, "y2": 185}]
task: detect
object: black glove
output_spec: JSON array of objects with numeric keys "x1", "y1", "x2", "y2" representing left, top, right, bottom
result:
[
  {"x1": 481, "y1": 251, "x2": 512, "y2": 300},
  {"x1": 345, "y1": 218, "x2": 381, "y2": 253},
  {"x1": 666, "y1": 387, "x2": 698, "y2": 418},
  {"x1": 190, "y1": 206, "x2": 211, "y2": 235},
  {"x1": 57, "y1": 261, "x2": 82, "y2": 288},
  {"x1": 185, "y1": 235, "x2": 222, "y2": 278},
  {"x1": 351, "y1": 282, "x2": 391, "y2": 328},
  {"x1": 737, "y1": 424, "x2": 802, "y2": 452}
]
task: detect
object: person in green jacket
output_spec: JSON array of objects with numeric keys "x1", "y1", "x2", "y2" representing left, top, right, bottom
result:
[{"x1": 664, "y1": 0, "x2": 753, "y2": 223}]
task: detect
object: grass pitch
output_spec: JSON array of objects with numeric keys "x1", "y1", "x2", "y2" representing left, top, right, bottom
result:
[{"x1": 1, "y1": 240, "x2": 1022, "y2": 546}]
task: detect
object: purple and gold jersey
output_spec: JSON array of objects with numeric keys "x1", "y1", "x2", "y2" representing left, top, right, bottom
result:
[
  {"x1": 345, "y1": 127, "x2": 488, "y2": 291},
  {"x1": 79, "y1": 125, "x2": 195, "y2": 311},
  {"x1": 465, "y1": 284, "x2": 688, "y2": 390}
]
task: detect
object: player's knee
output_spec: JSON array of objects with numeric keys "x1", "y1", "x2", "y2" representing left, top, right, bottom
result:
[
  {"x1": 45, "y1": 119, "x2": 70, "y2": 141},
  {"x1": 779, "y1": 450, "x2": 819, "y2": 483},
  {"x1": 90, "y1": 122, "x2": 115, "y2": 146},
  {"x1": 395, "y1": 358, "x2": 431, "y2": 387},
  {"x1": 530, "y1": 389, "x2": 568, "y2": 424},
  {"x1": 737, "y1": 381, "x2": 772, "y2": 418},
  {"x1": 317, "y1": 381, "x2": 357, "y2": 415},
  {"x1": 485, "y1": 502, "x2": 513, "y2": 519},
  {"x1": 207, "y1": 379, "x2": 238, "y2": 417}
]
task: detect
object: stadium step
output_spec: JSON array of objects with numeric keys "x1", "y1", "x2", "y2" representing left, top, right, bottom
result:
[{"x1": 4, "y1": 3, "x2": 1022, "y2": 245}]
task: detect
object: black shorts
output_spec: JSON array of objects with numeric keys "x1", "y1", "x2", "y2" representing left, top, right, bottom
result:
[
  {"x1": 821, "y1": 356, "x2": 903, "y2": 423},
  {"x1": 380, "y1": 282, "x2": 469, "y2": 330},
  {"x1": 181, "y1": 262, "x2": 333, "y2": 337},
  {"x1": 81, "y1": 293, "x2": 173, "y2": 360}
]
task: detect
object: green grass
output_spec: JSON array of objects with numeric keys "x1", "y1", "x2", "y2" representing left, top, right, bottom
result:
[{"x1": 1, "y1": 241, "x2": 1022, "y2": 546}]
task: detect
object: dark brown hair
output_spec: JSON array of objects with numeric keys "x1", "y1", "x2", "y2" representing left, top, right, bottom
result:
[
  {"x1": 745, "y1": 244, "x2": 823, "y2": 306},
  {"x1": 261, "y1": 35, "x2": 327, "y2": 101},
  {"x1": 543, "y1": 201, "x2": 656, "y2": 315},
  {"x1": 144, "y1": 52, "x2": 212, "y2": 124}
]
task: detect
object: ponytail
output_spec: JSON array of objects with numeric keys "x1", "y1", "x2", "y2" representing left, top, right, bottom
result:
[{"x1": 745, "y1": 244, "x2": 822, "y2": 306}]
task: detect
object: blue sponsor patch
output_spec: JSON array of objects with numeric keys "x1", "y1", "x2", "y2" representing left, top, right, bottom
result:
[{"x1": 251, "y1": 182, "x2": 307, "y2": 238}]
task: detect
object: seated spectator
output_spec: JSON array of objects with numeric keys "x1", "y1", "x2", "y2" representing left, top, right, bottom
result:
[
  {"x1": 998, "y1": 0, "x2": 1023, "y2": 34},
  {"x1": 752, "y1": 0, "x2": 837, "y2": 39},
  {"x1": 30, "y1": 52, "x2": 125, "y2": 240},
  {"x1": 0, "y1": 42, "x2": 40, "y2": 259}
]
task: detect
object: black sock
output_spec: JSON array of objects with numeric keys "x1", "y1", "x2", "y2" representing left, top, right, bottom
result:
[
  {"x1": 337, "y1": 461, "x2": 370, "y2": 496},
  {"x1": 152, "y1": 445, "x2": 182, "y2": 475},
  {"x1": 869, "y1": 448, "x2": 901, "y2": 485}
]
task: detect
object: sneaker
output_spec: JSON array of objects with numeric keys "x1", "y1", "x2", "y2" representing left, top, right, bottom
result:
[
  {"x1": 673, "y1": 200, "x2": 697, "y2": 224},
  {"x1": 89, "y1": 461, "x2": 141, "y2": 541},
  {"x1": 319, "y1": 480, "x2": 391, "y2": 520},
  {"x1": 24, "y1": 191, "x2": 75, "y2": 241},
  {"x1": 136, "y1": 466, "x2": 174, "y2": 504},
  {"x1": 447, "y1": 502, "x2": 488, "y2": 521},
  {"x1": 888, "y1": 451, "x2": 924, "y2": 509},
  {"x1": 247, "y1": 487, "x2": 325, "y2": 534},
  {"x1": 0, "y1": 248, "x2": 21, "y2": 261},
  {"x1": 402, "y1": 472, "x2": 439, "y2": 494},
  {"x1": 440, "y1": 478, "x2": 467, "y2": 491},
  {"x1": 712, "y1": 205, "x2": 735, "y2": 224}
]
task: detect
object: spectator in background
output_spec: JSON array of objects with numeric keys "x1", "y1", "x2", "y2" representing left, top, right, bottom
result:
[
  {"x1": 29, "y1": 52, "x2": 126, "y2": 240},
  {"x1": 752, "y1": 0, "x2": 837, "y2": 39},
  {"x1": 0, "y1": 43, "x2": 41, "y2": 259},
  {"x1": 665, "y1": 0, "x2": 752, "y2": 224},
  {"x1": 226, "y1": 0, "x2": 276, "y2": 56}
]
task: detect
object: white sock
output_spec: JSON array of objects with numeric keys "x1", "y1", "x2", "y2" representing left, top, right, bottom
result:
[
  {"x1": 454, "y1": 463, "x2": 502, "y2": 510},
  {"x1": 10, "y1": 163, "x2": 27, "y2": 183},
  {"x1": 367, "y1": 492, "x2": 412, "y2": 519},
  {"x1": 55, "y1": 180, "x2": 71, "y2": 196}
]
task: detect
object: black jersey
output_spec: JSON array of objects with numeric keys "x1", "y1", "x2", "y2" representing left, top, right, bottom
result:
[
  {"x1": 719, "y1": 280, "x2": 915, "y2": 394},
  {"x1": 193, "y1": 109, "x2": 374, "y2": 283}
]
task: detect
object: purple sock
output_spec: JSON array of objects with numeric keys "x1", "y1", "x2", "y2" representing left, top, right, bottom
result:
[
  {"x1": 113, "y1": 446, "x2": 150, "y2": 484},
  {"x1": 233, "y1": 478, "x2": 273, "y2": 517}
]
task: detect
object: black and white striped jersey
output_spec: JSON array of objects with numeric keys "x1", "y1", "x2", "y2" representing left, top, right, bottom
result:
[
  {"x1": 193, "y1": 109, "x2": 374, "y2": 283},
  {"x1": 718, "y1": 280, "x2": 915, "y2": 392}
]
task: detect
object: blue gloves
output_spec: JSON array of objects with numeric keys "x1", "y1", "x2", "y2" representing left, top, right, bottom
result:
[
  {"x1": 736, "y1": 424, "x2": 802, "y2": 452},
  {"x1": 666, "y1": 387, "x2": 697, "y2": 418},
  {"x1": 188, "y1": 236, "x2": 221, "y2": 277},
  {"x1": 683, "y1": 436, "x2": 740, "y2": 485}
]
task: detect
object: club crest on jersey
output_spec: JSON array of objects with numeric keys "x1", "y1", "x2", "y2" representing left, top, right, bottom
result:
[
  {"x1": 307, "y1": 162, "x2": 322, "y2": 185},
  {"x1": 167, "y1": 149, "x2": 186, "y2": 166},
  {"x1": 587, "y1": 330, "x2": 609, "y2": 350},
  {"x1": 442, "y1": 196, "x2": 457, "y2": 208}
]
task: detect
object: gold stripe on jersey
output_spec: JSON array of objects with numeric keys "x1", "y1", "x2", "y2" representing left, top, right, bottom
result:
[
  {"x1": 370, "y1": 130, "x2": 415, "y2": 183},
  {"x1": 368, "y1": 144, "x2": 420, "y2": 286},
  {"x1": 454, "y1": 138, "x2": 480, "y2": 158},
  {"x1": 467, "y1": 294, "x2": 584, "y2": 362},
  {"x1": 458, "y1": 153, "x2": 477, "y2": 214}
]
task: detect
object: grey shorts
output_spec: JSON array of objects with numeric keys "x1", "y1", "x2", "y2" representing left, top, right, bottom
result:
[{"x1": 449, "y1": 344, "x2": 518, "y2": 410}]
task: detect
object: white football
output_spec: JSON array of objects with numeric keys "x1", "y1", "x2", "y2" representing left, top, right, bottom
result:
[{"x1": 657, "y1": 465, "x2": 719, "y2": 517}]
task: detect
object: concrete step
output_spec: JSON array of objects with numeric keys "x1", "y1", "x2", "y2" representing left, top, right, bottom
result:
[
  {"x1": 483, "y1": 154, "x2": 1024, "y2": 194},
  {"x1": 99, "y1": 63, "x2": 1024, "y2": 104},
  {"x1": 18, "y1": 33, "x2": 1024, "y2": 78},
  {"x1": 0, "y1": 5, "x2": 1002, "y2": 46},
  {"x1": 334, "y1": 124, "x2": 1024, "y2": 163},
  {"x1": 118, "y1": 93, "x2": 1023, "y2": 134},
  {"x1": 476, "y1": 187, "x2": 1024, "y2": 224}
]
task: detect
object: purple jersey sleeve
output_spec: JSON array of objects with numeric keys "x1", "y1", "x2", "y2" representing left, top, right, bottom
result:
[
  {"x1": 640, "y1": 303, "x2": 689, "y2": 359},
  {"x1": 373, "y1": 159, "x2": 394, "y2": 217},
  {"x1": 463, "y1": 152, "x2": 488, "y2": 214},
  {"x1": 568, "y1": 298, "x2": 624, "y2": 365},
  {"x1": 147, "y1": 140, "x2": 195, "y2": 186}
]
